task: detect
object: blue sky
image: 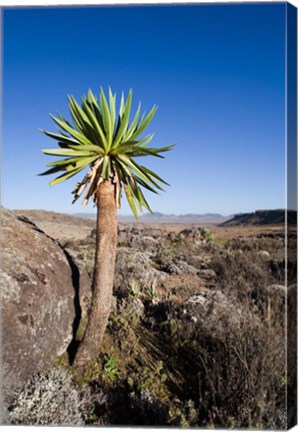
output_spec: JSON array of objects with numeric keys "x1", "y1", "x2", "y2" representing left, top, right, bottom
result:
[{"x1": 2, "y1": 3, "x2": 286, "y2": 215}]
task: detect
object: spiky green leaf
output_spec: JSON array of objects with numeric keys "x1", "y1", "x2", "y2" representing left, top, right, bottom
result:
[
  {"x1": 134, "y1": 175, "x2": 159, "y2": 194},
  {"x1": 81, "y1": 98, "x2": 108, "y2": 151},
  {"x1": 123, "y1": 102, "x2": 141, "y2": 142},
  {"x1": 100, "y1": 87, "x2": 112, "y2": 147},
  {"x1": 39, "y1": 165, "x2": 67, "y2": 176},
  {"x1": 108, "y1": 87, "x2": 116, "y2": 137},
  {"x1": 136, "y1": 185, "x2": 153, "y2": 213},
  {"x1": 49, "y1": 167, "x2": 85, "y2": 186},
  {"x1": 118, "y1": 156, "x2": 164, "y2": 191},
  {"x1": 40, "y1": 129, "x2": 80, "y2": 145},
  {"x1": 49, "y1": 114, "x2": 94, "y2": 146},
  {"x1": 42, "y1": 148, "x2": 96, "y2": 157},
  {"x1": 46, "y1": 156, "x2": 88, "y2": 167},
  {"x1": 119, "y1": 92, "x2": 125, "y2": 117},
  {"x1": 129, "y1": 105, "x2": 157, "y2": 141},
  {"x1": 112, "y1": 89, "x2": 133, "y2": 148},
  {"x1": 140, "y1": 164, "x2": 170, "y2": 186},
  {"x1": 124, "y1": 182, "x2": 139, "y2": 219}
]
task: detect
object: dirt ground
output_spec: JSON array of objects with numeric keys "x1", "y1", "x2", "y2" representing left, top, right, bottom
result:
[{"x1": 14, "y1": 209, "x2": 288, "y2": 244}]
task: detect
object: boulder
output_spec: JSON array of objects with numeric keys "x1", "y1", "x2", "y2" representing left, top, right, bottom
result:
[
  {"x1": 183, "y1": 289, "x2": 245, "y2": 340},
  {"x1": 114, "y1": 247, "x2": 165, "y2": 297},
  {"x1": 198, "y1": 269, "x2": 217, "y2": 280},
  {"x1": 167, "y1": 260, "x2": 197, "y2": 276},
  {"x1": 264, "y1": 284, "x2": 286, "y2": 295},
  {"x1": 118, "y1": 225, "x2": 159, "y2": 251},
  {"x1": 1, "y1": 208, "x2": 90, "y2": 406},
  {"x1": 258, "y1": 250, "x2": 271, "y2": 260}
]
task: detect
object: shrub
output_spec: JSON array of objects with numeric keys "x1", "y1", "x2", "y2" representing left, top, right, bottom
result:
[
  {"x1": 8, "y1": 367, "x2": 103, "y2": 426},
  {"x1": 161, "y1": 297, "x2": 286, "y2": 429},
  {"x1": 200, "y1": 227, "x2": 212, "y2": 242},
  {"x1": 102, "y1": 354, "x2": 121, "y2": 382}
]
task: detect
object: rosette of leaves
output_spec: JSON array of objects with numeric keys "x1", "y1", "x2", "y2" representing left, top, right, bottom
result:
[{"x1": 40, "y1": 87, "x2": 174, "y2": 218}]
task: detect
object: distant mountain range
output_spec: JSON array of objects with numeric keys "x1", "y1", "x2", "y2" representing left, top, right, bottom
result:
[
  {"x1": 74, "y1": 212, "x2": 232, "y2": 224},
  {"x1": 12, "y1": 208, "x2": 295, "y2": 227}
]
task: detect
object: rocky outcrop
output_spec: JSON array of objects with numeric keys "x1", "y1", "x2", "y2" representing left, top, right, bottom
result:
[
  {"x1": 114, "y1": 247, "x2": 165, "y2": 297},
  {"x1": 167, "y1": 260, "x2": 197, "y2": 276},
  {"x1": 1, "y1": 208, "x2": 90, "y2": 406}
]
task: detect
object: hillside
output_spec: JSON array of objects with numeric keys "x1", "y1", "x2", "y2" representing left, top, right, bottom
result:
[
  {"x1": 222, "y1": 209, "x2": 297, "y2": 227},
  {"x1": 13, "y1": 209, "x2": 95, "y2": 228},
  {"x1": 13, "y1": 209, "x2": 95, "y2": 242}
]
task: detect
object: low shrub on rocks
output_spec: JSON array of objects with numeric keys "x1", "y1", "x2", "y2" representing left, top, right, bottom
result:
[{"x1": 8, "y1": 367, "x2": 105, "y2": 426}]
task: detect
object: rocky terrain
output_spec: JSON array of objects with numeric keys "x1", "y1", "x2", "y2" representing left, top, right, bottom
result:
[{"x1": 1, "y1": 208, "x2": 296, "y2": 428}]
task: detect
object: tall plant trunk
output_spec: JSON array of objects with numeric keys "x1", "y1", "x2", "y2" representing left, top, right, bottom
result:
[{"x1": 74, "y1": 180, "x2": 117, "y2": 366}]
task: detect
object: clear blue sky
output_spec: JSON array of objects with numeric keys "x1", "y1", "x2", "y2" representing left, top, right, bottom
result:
[{"x1": 2, "y1": 3, "x2": 286, "y2": 215}]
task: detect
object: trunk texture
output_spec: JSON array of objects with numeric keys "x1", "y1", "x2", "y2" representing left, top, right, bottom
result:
[{"x1": 74, "y1": 180, "x2": 117, "y2": 365}]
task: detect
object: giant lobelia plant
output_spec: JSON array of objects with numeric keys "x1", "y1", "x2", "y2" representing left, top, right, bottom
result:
[{"x1": 40, "y1": 87, "x2": 173, "y2": 365}]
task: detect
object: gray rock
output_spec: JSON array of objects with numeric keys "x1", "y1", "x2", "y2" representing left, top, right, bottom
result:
[
  {"x1": 258, "y1": 250, "x2": 271, "y2": 260},
  {"x1": 131, "y1": 298, "x2": 145, "y2": 316},
  {"x1": 199, "y1": 269, "x2": 217, "y2": 279},
  {"x1": 114, "y1": 247, "x2": 165, "y2": 296},
  {"x1": 184, "y1": 289, "x2": 250, "y2": 341},
  {"x1": 188, "y1": 294, "x2": 208, "y2": 306},
  {"x1": 167, "y1": 263, "x2": 182, "y2": 275},
  {"x1": 119, "y1": 226, "x2": 159, "y2": 250},
  {"x1": 188, "y1": 255, "x2": 206, "y2": 270},
  {"x1": 1, "y1": 208, "x2": 90, "y2": 405},
  {"x1": 168, "y1": 260, "x2": 197, "y2": 275},
  {"x1": 265, "y1": 284, "x2": 286, "y2": 295}
]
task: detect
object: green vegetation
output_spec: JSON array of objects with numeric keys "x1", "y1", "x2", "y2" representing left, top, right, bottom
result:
[
  {"x1": 200, "y1": 227, "x2": 212, "y2": 242},
  {"x1": 102, "y1": 354, "x2": 121, "y2": 382}
]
